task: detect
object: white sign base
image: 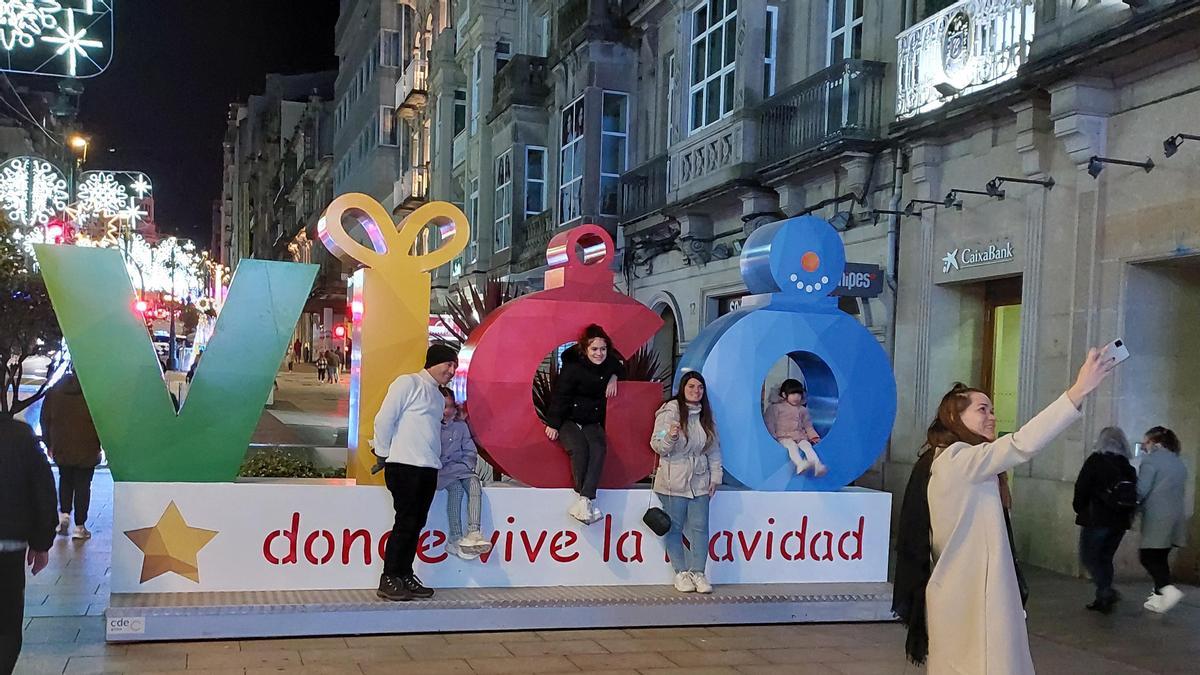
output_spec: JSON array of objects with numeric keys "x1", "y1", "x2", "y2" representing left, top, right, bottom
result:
[{"x1": 111, "y1": 482, "x2": 890, "y2": 594}]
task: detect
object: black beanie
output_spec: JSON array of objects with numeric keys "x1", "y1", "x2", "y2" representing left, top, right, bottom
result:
[{"x1": 424, "y1": 344, "x2": 459, "y2": 369}]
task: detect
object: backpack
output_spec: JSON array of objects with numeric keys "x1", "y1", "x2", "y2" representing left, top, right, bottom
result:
[{"x1": 1100, "y1": 477, "x2": 1139, "y2": 513}]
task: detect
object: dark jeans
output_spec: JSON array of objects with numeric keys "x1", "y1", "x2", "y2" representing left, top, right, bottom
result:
[
  {"x1": 1140, "y1": 547, "x2": 1172, "y2": 592},
  {"x1": 382, "y1": 463, "x2": 438, "y2": 579},
  {"x1": 559, "y1": 422, "x2": 607, "y2": 500},
  {"x1": 1079, "y1": 526, "x2": 1125, "y2": 600},
  {"x1": 57, "y1": 466, "x2": 95, "y2": 525},
  {"x1": 1, "y1": 550, "x2": 25, "y2": 675}
]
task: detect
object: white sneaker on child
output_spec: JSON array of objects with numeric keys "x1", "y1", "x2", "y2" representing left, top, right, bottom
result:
[
  {"x1": 690, "y1": 572, "x2": 713, "y2": 594},
  {"x1": 812, "y1": 462, "x2": 829, "y2": 477},
  {"x1": 673, "y1": 572, "x2": 696, "y2": 592},
  {"x1": 793, "y1": 459, "x2": 811, "y2": 475},
  {"x1": 461, "y1": 531, "x2": 493, "y2": 555},
  {"x1": 450, "y1": 538, "x2": 480, "y2": 560},
  {"x1": 587, "y1": 500, "x2": 604, "y2": 524}
]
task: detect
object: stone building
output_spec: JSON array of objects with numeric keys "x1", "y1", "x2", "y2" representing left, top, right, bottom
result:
[{"x1": 886, "y1": 0, "x2": 1200, "y2": 582}]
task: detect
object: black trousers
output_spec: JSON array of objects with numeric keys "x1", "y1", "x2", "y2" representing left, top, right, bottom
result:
[
  {"x1": 0, "y1": 550, "x2": 25, "y2": 675},
  {"x1": 1140, "y1": 547, "x2": 1172, "y2": 591},
  {"x1": 382, "y1": 463, "x2": 438, "y2": 578},
  {"x1": 57, "y1": 466, "x2": 95, "y2": 525},
  {"x1": 559, "y1": 422, "x2": 607, "y2": 500},
  {"x1": 1079, "y1": 526, "x2": 1125, "y2": 600}
]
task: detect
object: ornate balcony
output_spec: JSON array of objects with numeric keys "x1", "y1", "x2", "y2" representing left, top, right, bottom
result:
[
  {"x1": 758, "y1": 60, "x2": 886, "y2": 169},
  {"x1": 488, "y1": 55, "x2": 550, "y2": 122},
  {"x1": 896, "y1": 0, "x2": 1035, "y2": 120},
  {"x1": 513, "y1": 210, "x2": 555, "y2": 273},
  {"x1": 393, "y1": 164, "x2": 429, "y2": 210},
  {"x1": 452, "y1": 131, "x2": 466, "y2": 168},
  {"x1": 619, "y1": 154, "x2": 668, "y2": 224},
  {"x1": 397, "y1": 58, "x2": 429, "y2": 114}
]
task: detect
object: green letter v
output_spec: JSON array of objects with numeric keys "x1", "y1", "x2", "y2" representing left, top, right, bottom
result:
[{"x1": 35, "y1": 245, "x2": 316, "y2": 482}]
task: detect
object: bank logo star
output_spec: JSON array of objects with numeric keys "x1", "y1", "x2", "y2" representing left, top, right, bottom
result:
[
  {"x1": 942, "y1": 249, "x2": 960, "y2": 273},
  {"x1": 124, "y1": 501, "x2": 218, "y2": 584}
]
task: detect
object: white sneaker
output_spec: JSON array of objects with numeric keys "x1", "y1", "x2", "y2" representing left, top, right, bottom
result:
[
  {"x1": 448, "y1": 539, "x2": 479, "y2": 560},
  {"x1": 793, "y1": 460, "x2": 811, "y2": 475},
  {"x1": 673, "y1": 572, "x2": 696, "y2": 592},
  {"x1": 461, "y1": 531, "x2": 493, "y2": 555},
  {"x1": 568, "y1": 496, "x2": 591, "y2": 523},
  {"x1": 71, "y1": 525, "x2": 91, "y2": 540},
  {"x1": 813, "y1": 462, "x2": 829, "y2": 477},
  {"x1": 1144, "y1": 592, "x2": 1165, "y2": 613},
  {"x1": 587, "y1": 501, "x2": 604, "y2": 524},
  {"x1": 690, "y1": 572, "x2": 713, "y2": 594},
  {"x1": 57, "y1": 513, "x2": 70, "y2": 535},
  {"x1": 1158, "y1": 585, "x2": 1184, "y2": 613}
]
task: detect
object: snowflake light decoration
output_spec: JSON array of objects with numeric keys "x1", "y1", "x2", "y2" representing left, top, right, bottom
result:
[
  {"x1": 0, "y1": 155, "x2": 69, "y2": 227},
  {"x1": 0, "y1": 0, "x2": 112, "y2": 79},
  {"x1": 76, "y1": 170, "x2": 128, "y2": 217}
]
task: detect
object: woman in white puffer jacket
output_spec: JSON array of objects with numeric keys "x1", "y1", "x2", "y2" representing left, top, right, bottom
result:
[{"x1": 650, "y1": 371, "x2": 722, "y2": 594}]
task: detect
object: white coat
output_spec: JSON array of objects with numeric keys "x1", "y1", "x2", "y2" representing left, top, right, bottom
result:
[{"x1": 926, "y1": 393, "x2": 1081, "y2": 675}]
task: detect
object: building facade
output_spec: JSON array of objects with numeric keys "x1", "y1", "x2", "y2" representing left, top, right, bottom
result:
[
  {"x1": 328, "y1": 0, "x2": 1200, "y2": 581},
  {"x1": 218, "y1": 71, "x2": 342, "y2": 360}
]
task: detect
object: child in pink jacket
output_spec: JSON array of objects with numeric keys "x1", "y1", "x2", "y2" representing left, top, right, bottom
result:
[{"x1": 764, "y1": 379, "x2": 827, "y2": 476}]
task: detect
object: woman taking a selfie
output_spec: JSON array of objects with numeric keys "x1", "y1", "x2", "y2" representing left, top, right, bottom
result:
[{"x1": 895, "y1": 348, "x2": 1117, "y2": 674}]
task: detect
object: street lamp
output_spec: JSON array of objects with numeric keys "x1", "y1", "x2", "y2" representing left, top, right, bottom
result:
[{"x1": 69, "y1": 135, "x2": 89, "y2": 163}]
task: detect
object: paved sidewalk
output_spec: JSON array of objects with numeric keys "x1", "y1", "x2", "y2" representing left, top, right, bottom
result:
[{"x1": 16, "y1": 470, "x2": 1200, "y2": 674}]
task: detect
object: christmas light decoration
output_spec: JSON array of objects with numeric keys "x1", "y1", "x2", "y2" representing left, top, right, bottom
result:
[
  {"x1": 0, "y1": 1, "x2": 113, "y2": 79},
  {"x1": 0, "y1": 156, "x2": 69, "y2": 228}
]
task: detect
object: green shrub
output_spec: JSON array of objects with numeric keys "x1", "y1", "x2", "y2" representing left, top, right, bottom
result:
[{"x1": 239, "y1": 447, "x2": 347, "y2": 479}]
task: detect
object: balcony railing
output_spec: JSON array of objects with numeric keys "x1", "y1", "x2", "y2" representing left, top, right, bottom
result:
[
  {"x1": 394, "y1": 164, "x2": 430, "y2": 208},
  {"x1": 397, "y1": 58, "x2": 429, "y2": 111},
  {"x1": 514, "y1": 210, "x2": 555, "y2": 273},
  {"x1": 489, "y1": 55, "x2": 550, "y2": 121},
  {"x1": 896, "y1": 0, "x2": 1035, "y2": 120},
  {"x1": 758, "y1": 59, "x2": 886, "y2": 167},
  {"x1": 619, "y1": 154, "x2": 668, "y2": 224}
]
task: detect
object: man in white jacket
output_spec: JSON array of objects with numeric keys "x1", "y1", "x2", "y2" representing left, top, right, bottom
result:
[{"x1": 374, "y1": 344, "x2": 458, "y2": 601}]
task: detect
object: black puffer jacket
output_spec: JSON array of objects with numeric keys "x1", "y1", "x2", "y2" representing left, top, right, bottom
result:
[
  {"x1": 545, "y1": 344, "x2": 625, "y2": 429},
  {"x1": 0, "y1": 418, "x2": 57, "y2": 552},
  {"x1": 1073, "y1": 451, "x2": 1137, "y2": 529}
]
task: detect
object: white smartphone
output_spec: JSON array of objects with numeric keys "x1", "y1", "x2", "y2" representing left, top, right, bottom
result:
[{"x1": 1100, "y1": 338, "x2": 1130, "y2": 365}]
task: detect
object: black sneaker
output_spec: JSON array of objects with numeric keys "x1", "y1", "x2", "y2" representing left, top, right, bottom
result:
[
  {"x1": 400, "y1": 574, "x2": 434, "y2": 599},
  {"x1": 376, "y1": 575, "x2": 414, "y2": 602}
]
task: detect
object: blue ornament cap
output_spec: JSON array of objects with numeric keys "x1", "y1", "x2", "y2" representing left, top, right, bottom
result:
[{"x1": 678, "y1": 216, "x2": 897, "y2": 492}]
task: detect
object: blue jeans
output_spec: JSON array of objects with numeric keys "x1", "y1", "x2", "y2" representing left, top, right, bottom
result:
[{"x1": 658, "y1": 493, "x2": 710, "y2": 574}]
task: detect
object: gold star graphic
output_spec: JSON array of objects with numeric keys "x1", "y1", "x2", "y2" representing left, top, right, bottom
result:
[{"x1": 124, "y1": 501, "x2": 218, "y2": 584}]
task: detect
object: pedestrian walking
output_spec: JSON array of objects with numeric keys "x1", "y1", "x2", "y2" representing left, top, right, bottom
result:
[
  {"x1": 328, "y1": 349, "x2": 342, "y2": 383},
  {"x1": 316, "y1": 352, "x2": 328, "y2": 383},
  {"x1": 1137, "y1": 426, "x2": 1189, "y2": 613},
  {"x1": 293, "y1": 339, "x2": 302, "y2": 365},
  {"x1": 650, "y1": 371, "x2": 722, "y2": 594},
  {"x1": 40, "y1": 371, "x2": 102, "y2": 540},
  {"x1": 373, "y1": 344, "x2": 459, "y2": 601},
  {"x1": 544, "y1": 324, "x2": 625, "y2": 524},
  {"x1": 1072, "y1": 427, "x2": 1137, "y2": 613},
  {"x1": 893, "y1": 348, "x2": 1116, "y2": 673},
  {"x1": 0, "y1": 417, "x2": 57, "y2": 674}
]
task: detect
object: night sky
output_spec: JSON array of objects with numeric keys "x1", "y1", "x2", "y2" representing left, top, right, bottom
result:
[{"x1": 71, "y1": 1, "x2": 339, "y2": 245}]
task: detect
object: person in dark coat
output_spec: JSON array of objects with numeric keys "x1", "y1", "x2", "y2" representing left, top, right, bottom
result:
[
  {"x1": 1072, "y1": 426, "x2": 1137, "y2": 613},
  {"x1": 40, "y1": 372, "x2": 102, "y2": 540},
  {"x1": 0, "y1": 417, "x2": 57, "y2": 674},
  {"x1": 544, "y1": 324, "x2": 625, "y2": 525}
]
